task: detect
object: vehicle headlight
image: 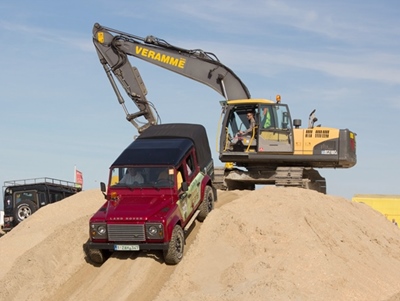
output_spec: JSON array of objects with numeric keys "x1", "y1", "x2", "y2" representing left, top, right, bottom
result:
[
  {"x1": 148, "y1": 226, "x2": 158, "y2": 236},
  {"x1": 146, "y1": 223, "x2": 164, "y2": 239},
  {"x1": 90, "y1": 223, "x2": 107, "y2": 238},
  {"x1": 97, "y1": 225, "x2": 107, "y2": 235}
]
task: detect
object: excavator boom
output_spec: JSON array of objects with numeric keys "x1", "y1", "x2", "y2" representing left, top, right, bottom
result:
[{"x1": 92, "y1": 23, "x2": 250, "y2": 133}]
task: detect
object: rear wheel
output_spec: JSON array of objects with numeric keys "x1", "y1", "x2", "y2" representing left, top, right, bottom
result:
[
  {"x1": 14, "y1": 200, "x2": 37, "y2": 225},
  {"x1": 197, "y1": 186, "x2": 214, "y2": 222},
  {"x1": 163, "y1": 225, "x2": 185, "y2": 265}
]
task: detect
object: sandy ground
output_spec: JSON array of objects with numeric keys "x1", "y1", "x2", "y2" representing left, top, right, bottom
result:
[{"x1": 1, "y1": 187, "x2": 400, "y2": 301}]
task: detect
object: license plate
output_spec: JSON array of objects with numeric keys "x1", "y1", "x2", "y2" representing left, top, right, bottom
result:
[{"x1": 114, "y1": 244, "x2": 140, "y2": 251}]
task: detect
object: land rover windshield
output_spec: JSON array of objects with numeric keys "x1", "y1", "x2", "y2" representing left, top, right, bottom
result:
[{"x1": 110, "y1": 166, "x2": 176, "y2": 188}]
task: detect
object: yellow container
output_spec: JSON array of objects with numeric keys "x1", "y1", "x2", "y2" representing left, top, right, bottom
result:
[{"x1": 352, "y1": 194, "x2": 400, "y2": 227}]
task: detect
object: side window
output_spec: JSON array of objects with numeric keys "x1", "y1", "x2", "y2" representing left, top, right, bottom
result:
[
  {"x1": 176, "y1": 165, "x2": 185, "y2": 191},
  {"x1": 186, "y1": 153, "x2": 195, "y2": 176},
  {"x1": 110, "y1": 167, "x2": 123, "y2": 186},
  {"x1": 50, "y1": 192, "x2": 64, "y2": 203},
  {"x1": 39, "y1": 192, "x2": 47, "y2": 206},
  {"x1": 176, "y1": 151, "x2": 197, "y2": 190}
]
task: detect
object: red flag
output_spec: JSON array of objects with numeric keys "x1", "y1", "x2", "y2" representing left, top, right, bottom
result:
[{"x1": 75, "y1": 169, "x2": 83, "y2": 187}]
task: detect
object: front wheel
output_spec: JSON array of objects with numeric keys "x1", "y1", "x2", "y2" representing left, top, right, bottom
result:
[
  {"x1": 87, "y1": 248, "x2": 106, "y2": 265},
  {"x1": 163, "y1": 225, "x2": 185, "y2": 265}
]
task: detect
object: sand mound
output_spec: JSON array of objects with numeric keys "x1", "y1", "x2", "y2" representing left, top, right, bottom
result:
[
  {"x1": 1, "y1": 187, "x2": 400, "y2": 301},
  {"x1": 154, "y1": 187, "x2": 400, "y2": 301}
]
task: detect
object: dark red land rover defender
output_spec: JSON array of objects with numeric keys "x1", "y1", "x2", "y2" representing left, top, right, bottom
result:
[{"x1": 86, "y1": 124, "x2": 217, "y2": 265}]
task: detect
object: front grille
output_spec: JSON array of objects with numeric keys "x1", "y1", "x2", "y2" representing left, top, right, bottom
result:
[{"x1": 107, "y1": 224, "x2": 145, "y2": 241}]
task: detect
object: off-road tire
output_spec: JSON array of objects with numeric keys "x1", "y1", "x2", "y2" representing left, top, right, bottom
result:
[
  {"x1": 197, "y1": 186, "x2": 214, "y2": 222},
  {"x1": 163, "y1": 225, "x2": 184, "y2": 265},
  {"x1": 88, "y1": 248, "x2": 105, "y2": 265},
  {"x1": 14, "y1": 200, "x2": 37, "y2": 224}
]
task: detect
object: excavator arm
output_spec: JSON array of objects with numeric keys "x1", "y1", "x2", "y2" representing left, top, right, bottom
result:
[{"x1": 92, "y1": 23, "x2": 251, "y2": 132}]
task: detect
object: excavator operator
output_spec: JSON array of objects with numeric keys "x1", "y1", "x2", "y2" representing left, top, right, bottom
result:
[{"x1": 238, "y1": 111, "x2": 256, "y2": 136}]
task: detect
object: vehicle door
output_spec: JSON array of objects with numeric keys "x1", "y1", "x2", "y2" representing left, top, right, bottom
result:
[
  {"x1": 38, "y1": 191, "x2": 47, "y2": 207},
  {"x1": 176, "y1": 150, "x2": 201, "y2": 221}
]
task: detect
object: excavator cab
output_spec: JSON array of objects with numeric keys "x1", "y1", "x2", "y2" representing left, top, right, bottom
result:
[{"x1": 219, "y1": 97, "x2": 294, "y2": 160}]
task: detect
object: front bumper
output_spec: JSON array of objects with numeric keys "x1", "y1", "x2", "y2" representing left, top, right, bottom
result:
[{"x1": 87, "y1": 241, "x2": 169, "y2": 251}]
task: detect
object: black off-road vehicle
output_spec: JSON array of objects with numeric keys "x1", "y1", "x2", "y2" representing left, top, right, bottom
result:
[{"x1": 2, "y1": 177, "x2": 81, "y2": 232}]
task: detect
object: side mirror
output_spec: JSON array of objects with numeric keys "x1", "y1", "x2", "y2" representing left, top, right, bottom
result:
[
  {"x1": 181, "y1": 182, "x2": 188, "y2": 192},
  {"x1": 100, "y1": 182, "x2": 107, "y2": 198}
]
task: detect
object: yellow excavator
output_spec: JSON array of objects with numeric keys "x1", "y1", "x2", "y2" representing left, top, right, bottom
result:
[{"x1": 92, "y1": 23, "x2": 357, "y2": 193}]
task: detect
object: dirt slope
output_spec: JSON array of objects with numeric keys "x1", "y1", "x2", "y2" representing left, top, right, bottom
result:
[{"x1": 1, "y1": 187, "x2": 400, "y2": 301}]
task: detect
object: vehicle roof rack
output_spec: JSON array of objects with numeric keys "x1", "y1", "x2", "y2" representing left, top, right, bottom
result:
[{"x1": 3, "y1": 177, "x2": 79, "y2": 189}]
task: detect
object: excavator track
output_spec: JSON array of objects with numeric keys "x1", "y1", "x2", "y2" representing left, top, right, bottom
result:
[
  {"x1": 275, "y1": 167, "x2": 326, "y2": 194},
  {"x1": 213, "y1": 166, "x2": 326, "y2": 194}
]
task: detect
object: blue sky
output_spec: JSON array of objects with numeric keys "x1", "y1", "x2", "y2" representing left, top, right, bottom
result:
[{"x1": 1, "y1": 0, "x2": 399, "y2": 208}]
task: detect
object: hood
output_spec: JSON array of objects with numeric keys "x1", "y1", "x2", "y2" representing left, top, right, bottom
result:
[{"x1": 104, "y1": 190, "x2": 175, "y2": 222}]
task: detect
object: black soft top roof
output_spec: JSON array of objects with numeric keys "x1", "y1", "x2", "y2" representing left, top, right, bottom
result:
[
  {"x1": 112, "y1": 138, "x2": 193, "y2": 166},
  {"x1": 112, "y1": 124, "x2": 212, "y2": 170}
]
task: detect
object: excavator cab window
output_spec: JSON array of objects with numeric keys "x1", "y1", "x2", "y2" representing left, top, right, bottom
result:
[
  {"x1": 226, "y1": 106, "x2": 258, "y2": 138},
  {"x1": 226, "y1": 110, "x2": 241, "y2": 138},
  {"x1": 224, "y1": 106, "x2": 259, "y2": 152},
  {"x1": 259, "y1": 104, "x2": 292, "y2": 131},
  {"x1": 275, "y1": 105, "x2": 292, "y2": 131},
  {"x1": 260, "y1": 104, "x2": 275, "y2": 129},
  {"x1": 258, "y1": 104, "x2": 293, "y2": 153}
]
